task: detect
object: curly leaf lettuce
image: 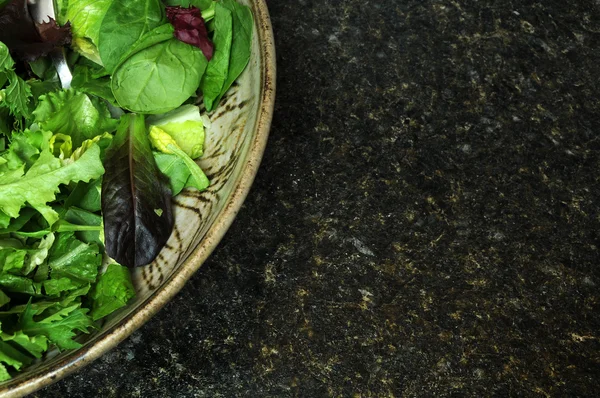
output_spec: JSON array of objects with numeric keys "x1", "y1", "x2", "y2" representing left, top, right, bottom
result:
[
  {"x1": 0, "y1": 144, "x2": 105, "y2": 226},
  {"x1": 33, "y1": 89, "x2": 118, "y2": 148}
]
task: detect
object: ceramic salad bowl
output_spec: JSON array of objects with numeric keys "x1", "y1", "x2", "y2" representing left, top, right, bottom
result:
[{"x1": 0, "y1": 0, "x2": 275, "y2": 395}]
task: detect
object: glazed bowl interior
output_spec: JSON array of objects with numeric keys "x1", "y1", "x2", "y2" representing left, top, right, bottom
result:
[{"x1": 0, "y1": 1, "x2": 275, "y2": 396}]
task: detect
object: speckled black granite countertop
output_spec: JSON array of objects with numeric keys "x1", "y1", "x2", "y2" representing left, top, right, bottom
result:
[{"x1": 34, "y1": 1, "x2": 600, "y2": 397}]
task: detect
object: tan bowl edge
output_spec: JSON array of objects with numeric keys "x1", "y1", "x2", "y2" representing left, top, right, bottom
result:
[{"x1": 0, "y1": 1, "x2": 276, "y2": 396}]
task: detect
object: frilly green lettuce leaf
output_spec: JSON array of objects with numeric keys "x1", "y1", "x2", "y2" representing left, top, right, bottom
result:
[
  {"x1": 0, "y1": 144, "x2": 105, "y2": 226},
  {"x1": 0, "y1": 330, "x2": 48, "y2": 358},
  {"x1": 33, "y1": 89, "x2": 118, "y2": 148},
  {"x1": 18, "y1": 303, "x2": 94, "y2": 350},
  {"x1": 0, "y1": 129, "x2": 52, "y2": 172},
  {"x1": 49, "y1": 134, "x2": 73, "y2": 159}
]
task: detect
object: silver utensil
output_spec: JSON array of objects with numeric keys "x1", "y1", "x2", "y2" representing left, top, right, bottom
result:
[{"x1": 28, "y1": 0, "x2": 72, "y2": 88}]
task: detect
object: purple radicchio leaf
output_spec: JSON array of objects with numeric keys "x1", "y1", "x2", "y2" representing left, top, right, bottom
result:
[
  {"x1": 166, "y1": 5, "x2": 213, "y2": 61},
  {"x1": 101, "y1": 114, "x2": 174, "y2": 268}
]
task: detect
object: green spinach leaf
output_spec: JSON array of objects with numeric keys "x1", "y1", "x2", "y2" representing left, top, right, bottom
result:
[
  {"x1": 213, "y1": 0, "x2": 253, "y2": 107},
  {"x1": 97, "y1": 0, "x2": 165, "y2": 73},
  {"x1": 201, "y1": 3, "x2": 233, "y2": 111},
  {"x1": 112, "y1": 23, "x2": 175, "y2": 69},
  {"x1": 163, "y1": 0, "x2": 213, "y2": 11},
  {"x1": 112, "y1": 39, "x2": 207, "y2": 114}
]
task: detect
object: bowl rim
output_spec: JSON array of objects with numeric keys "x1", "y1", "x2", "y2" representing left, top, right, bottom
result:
[{"x1": 0, "y1": 0, "x2": 276, "y2": 396}]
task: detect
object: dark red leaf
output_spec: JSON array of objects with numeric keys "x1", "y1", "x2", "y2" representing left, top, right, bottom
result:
[
  {"x1": 37, "y1": 18, "x2": 72, "y2": 44},
  {"x1": 102, "y1": 114, "x2": 174, "y2": 268},
  {"x1": 0, "y1": 0, "x2": 71, "y2": 62},
  {"x1": 166, "y1": 6, "x2": 214, "y2": 61}
]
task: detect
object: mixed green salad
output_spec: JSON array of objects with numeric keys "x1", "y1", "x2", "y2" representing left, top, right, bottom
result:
[{"x1": 0, "y1": 0, "x2": 252, "y2": 380}]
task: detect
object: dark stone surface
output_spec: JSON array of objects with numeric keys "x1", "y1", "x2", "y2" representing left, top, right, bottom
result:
[{"x1": 35, "y1": 1, "x2": 600, "y2": 397}]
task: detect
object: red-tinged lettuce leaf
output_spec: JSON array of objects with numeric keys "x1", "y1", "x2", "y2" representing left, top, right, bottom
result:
[
  {"x1": 101, "y1": 114, "x2": 174, "y2": 268},
  {"x1": 166, "y1": 5, "x2": 213, "y2": 60},
  {"x1": 37, "y1": 18, "x2": 72, "y2": 44},
  {"x1": 0, "y1": 0, "x2": 71, "y2": 62}
]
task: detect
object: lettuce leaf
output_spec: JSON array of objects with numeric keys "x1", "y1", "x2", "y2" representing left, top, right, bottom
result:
[
  {"x1": 150, "y1": 126, "x2": 210, "y2": 194},
  {"x1": 0, "y1": 129, "x2": 52, "y2": 172},
  {"x1": 18, "y1": 303, "x2": 94, "y2": 350},
  {"x1": 0, "y1": 339, "x2": 32, "y2": 373},
  {"x1": 70, "y1": 65, "x2": 116, "y2": 104},
  {"x1": 0, "y1": 330, "x2": 48, "y2": 359},
  {"x1": 90, "y1": 262, "x2": 134, "y2": 321},
  {"x1": 212, "y1": 0, "x2": 252, "y2": 107},
  {"x1": 163, "y1": 0, "x2": 213, "y2": 10},
  {"x1": 101, "y1": 114, "x2": 174, "y2": 267},
  {"x1": 154, "y1": 152, "x2": 209, "y2": 195},
  {"x1": 201, "y1": 2, "x2": 232, "y2": 111},
  {"x1": 0, "y1": 42, "x2": 32, "y2": 121},
  {"x1": 33, "y1": 89, "x2": 118, "y2": 148},
  {"x1": 56, "y1": 0, "x2": 112, "y2": 64},
  {"x1": 147, "y1": 104, "x2": 206, "y2": 159},
  {"x1": 43, "y1": 232, "x2": 102, "y2": 294},
  {"x1": 166, "y1": 5, "x2": 214, "y2": 61},
  {"x1": 0, "y1": 143, "x2": 105, "y2": 226}
]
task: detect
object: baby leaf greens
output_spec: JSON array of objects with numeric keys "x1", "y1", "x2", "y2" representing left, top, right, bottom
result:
[
  {"x1": 112, "y1": 38, "x2": 207, "y2": 114},
  {"x1": 102, "y1": 114, "x2": 174, "y2": 268},
  {"x1": 0, "y1": 143, "x2": 104, "y2": 226},
  {"x1": 0, "y1": 42, "x2": 32, "y2": 122},
  {"x1": 0, "y1": 0, "x2": 253, "y2": 380},
  {"x1": 166, "y1": 5, "x2": 214, "y2": 60},
  {"x1": 55, "y1": 0, "x2": 112, "y2": 64},
  {"x1": 33, "y1": 89, "x2": 118, "y2": 147},
  {"x1": 150, "y1": 126, "x2": 210, "y2": 195},
  {"x1": 210, "y1": 0, "x2": 253, "y2": 109},
  {"x1": 200, "y1": 2, "x2": 232, "y2": 110},
  {"x1": 164, "y1": 0, "x2": 213, "y2": 9},
  {"x1": 147, "y1": 104, "x2": 206, "y2": 158},
  {"x1": 97, "y1": 0, "x2": 165, "y2": 73}
]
